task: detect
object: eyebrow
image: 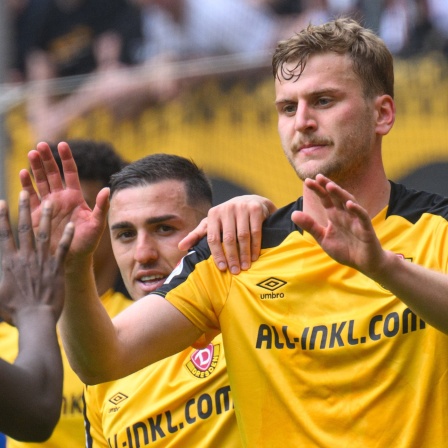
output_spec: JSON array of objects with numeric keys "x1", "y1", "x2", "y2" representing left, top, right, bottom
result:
[
  {"x1": 275, "y1": 88, "x2": 341, "y2": 105},
  {"x1": 110, "y1": 214, "x2": 178, "y2": 231}
]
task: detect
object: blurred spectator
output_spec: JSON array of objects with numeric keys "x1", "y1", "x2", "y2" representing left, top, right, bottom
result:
[
  {"x1": 378, "y1": 0, "x2": 411, "y2": 54},
  {"x1": 387, "y1": 0, "x2": 448, "y2": 57},
  {"x1": 24, "y1": 0, "x2": 310, "y2": 140},
  {"x1": 6, "y1": 0, "x2": 49, "y2": 83},
  {"x1": 20, "y1": 0, "x2": 448, "y2": 141},
  {"x1": 132, "y1": 0, "x2": 277, "y2": 62},
  {"x1": 427, "y1": 0, "x2": 448, "y2": 42},
  {"x1": 255, "y1": 0, "x2": 303, "y2": 15},
  {"x1": 357, "y1": 0, "x2": 385, "y2": 33},
  {"x1": 16, "y1": 0, "x2": 142, "y2": 81},
  {"x1": 20, "y1": 0, "x2": 142, "y2": 140}
]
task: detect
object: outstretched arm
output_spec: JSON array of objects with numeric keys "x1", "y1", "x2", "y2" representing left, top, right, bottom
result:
[
  {"x1": 179, "y1": 195, "x2": 276, "y2": 274},
  {"x1": 22, "y1": 142, "x2": 201, "y2": 385},
  {"x1": 293, "y1": 174, "x2": 448, "y2": 334},
  {"x1": 0, "y1": 191, "x2": 74, "y2": 441}
]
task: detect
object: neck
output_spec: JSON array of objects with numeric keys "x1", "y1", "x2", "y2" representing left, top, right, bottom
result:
[{"x1": 303, "y1": 164, "x2": 390, "y2": 226}]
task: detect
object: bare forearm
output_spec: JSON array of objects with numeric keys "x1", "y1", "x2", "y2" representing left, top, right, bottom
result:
[
  {"x1": 368, "y1": 251, "x2": 448, "y2": 333},
  {"x1": 0, "y1": 307, "x2": 62, "y2": 441},
  {"x1": 59, "y1": 256, "x2": 121, "y2": 384}
]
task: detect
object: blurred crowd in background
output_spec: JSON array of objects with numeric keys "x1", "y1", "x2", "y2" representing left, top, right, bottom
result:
[
  {"x1": 5, "y1": 0, "x2": 448, "y2": 81},
  {"x1": 2, "y1": 0, "x2": 448, "y2": 143},
  {"x1": 6, "y1": 0, "x2": 448, "y2": 84}
]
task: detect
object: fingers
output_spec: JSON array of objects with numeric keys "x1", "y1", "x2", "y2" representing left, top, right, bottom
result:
[
  {"x1": 94, "y1": 188, "x2": 111, "y2": 221},
  {"x1": 323, "y1": 177, "x2": 357, "y2": 210},
  {"x1": 178, "y1": 218, "x2": 208, "y2": 251},
  {"x1": 28, "y1": 142, "x2": 62, "y2": 198},
  {"x1": 16, "y1": 191, "x2": 34, "y2": 258},
  {"x1": 35, "y1": 200, "x2": 53, "y2": 267},
  {"x1": 319, "y1": 178, "x2": 371, "y2": 228},
  {"x1": 231, "y1": 209, "x2": 253, "y2": 272},
  {"x1": 206, "y1": 211, "x2": 233, "y2": 273},
  {"x1": 249, "y1": 212, "x2": 263, "y2": 263},
  {"x1": 304, "y1": 176, "x2": 334, "y2": 208},
  {"x1": 19, "y1": 169, "x2": 41, "y2": 212},
  {"x1": 206, "y1": 195, "x2": 273, "y2": 274},
  {"x1": 291, "y1": 210, "x2": 324, "y2": 242},
  {"x1": 56, "y1": 142, "x2": 82, "y2": 191},
  {"x1": 28, "y1": 142, "x2": 83, "y2": 200},
  {"x1": 0, "y1": 199, "x2": 16, "y2": 255},
  {"x1": 306, "y1": 175, "x2": 357, "y2": 211},
  {"x1": 344, "y1": 199, "x2": 373, "y2": 230},
  {"x1": 54, "y1": 222, "x2": 75, "y2": 270}
]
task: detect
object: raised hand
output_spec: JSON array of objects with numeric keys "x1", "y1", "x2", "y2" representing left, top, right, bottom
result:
[
  {"x1": 0, "y1": 190, "x2": 74, "y2": 440},
  {"x1": 178, "y1": 195, "x2": 276, "y2": 274},
  {"x1": 292, "y1": 174, "x2": 385, "y2": 276},
  {"x1": 19, "y1": 141, "x2": 109, "y2": 259},
  {"x1": 0, "y1": 191, "x2": 74, "y2": 325}
]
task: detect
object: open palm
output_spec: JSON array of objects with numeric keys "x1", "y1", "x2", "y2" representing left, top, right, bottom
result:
[
  {"x1": 20, "y1": 141, "x2": 109, "y2": 259},
  {"x1": 292, "y1": 175, "x2": 385, "y2": 276}
]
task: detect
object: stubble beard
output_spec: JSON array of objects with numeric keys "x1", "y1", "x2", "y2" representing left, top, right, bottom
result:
[{"x1": 287, "y1": 118, "x2": 374, "y2": 186}]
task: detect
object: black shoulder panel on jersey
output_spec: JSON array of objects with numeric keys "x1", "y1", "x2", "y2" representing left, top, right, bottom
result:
[
  {"x1": 387, "y1": 181, "x2": 448, "y2": 223},
  {"x1": 260, "y1": 197, "x2": 303, "y2": 249}
]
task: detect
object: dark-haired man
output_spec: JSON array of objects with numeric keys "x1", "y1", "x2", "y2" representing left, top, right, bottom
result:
[{"x1": 83, "y1": 153, "x2": 245, "y2": 446}]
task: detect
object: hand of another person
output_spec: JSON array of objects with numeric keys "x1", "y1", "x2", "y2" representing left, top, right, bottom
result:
[
  {"x1": 291, "y1": 174, "x2": 385, "y2": 276},
  {"x1": 0, "y1": 190, "x2": 74, "y2": 440},
  {"x1": 0, "y1": 191, "x2": 74, "y2": 325},
  {"x1": 179, "y1": 195, "x2": 277, "y2": 274},
  {"x1": 19, "y1": 141, "x2": 109, "y2": 261}
]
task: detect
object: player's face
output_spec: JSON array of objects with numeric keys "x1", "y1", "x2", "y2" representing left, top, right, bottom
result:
[
  {"x1": 275, "y1": 52, "x2": 377, "y2": 184},
  {"x1": 109, "y1": 180, "x2": 205, "y2": 300}
]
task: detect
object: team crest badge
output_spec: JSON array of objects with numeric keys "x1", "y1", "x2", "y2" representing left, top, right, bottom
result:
[{"x1": 186, "y1": 344, "x2": 220, "y2": 378}]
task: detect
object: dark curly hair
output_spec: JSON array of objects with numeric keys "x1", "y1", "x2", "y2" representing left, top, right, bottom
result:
[{"x1": 49, "y1": 139, "x2": 128, "y2": 187}]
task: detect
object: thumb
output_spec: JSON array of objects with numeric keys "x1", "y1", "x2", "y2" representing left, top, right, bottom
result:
[{"x1": 92, "y1": 187, "x2": 110, "y2": 230}]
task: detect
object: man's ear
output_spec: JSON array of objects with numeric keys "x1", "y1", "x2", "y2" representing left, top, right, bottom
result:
[{"x1": 374, "y1": 94, "x2": 395, "y2": 136}]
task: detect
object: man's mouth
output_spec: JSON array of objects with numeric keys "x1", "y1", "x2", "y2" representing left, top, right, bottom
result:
[{"x1": 136, "y1": 274, "x2": 167, "y2": 293}]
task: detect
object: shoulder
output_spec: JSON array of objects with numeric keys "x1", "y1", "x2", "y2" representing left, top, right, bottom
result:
[
  {"x1": 388, "y1": 181, "x2": 448, "y2": 223},
  {"x1": 261, "y1": 198, "x2": 302, "y2": 249}
]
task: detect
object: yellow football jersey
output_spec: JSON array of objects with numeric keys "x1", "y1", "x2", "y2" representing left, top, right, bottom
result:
[
  {"x1": 157, "y1": 182, "x2": 448, "y2": 447},
  {"x1": 84, "y1": 334, "x2": 241, "y2": 447}
]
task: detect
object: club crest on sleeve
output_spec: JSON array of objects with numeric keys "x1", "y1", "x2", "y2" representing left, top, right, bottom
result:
[{"x1": 186, "y1": 344, "x2": 220, "y2": 379}]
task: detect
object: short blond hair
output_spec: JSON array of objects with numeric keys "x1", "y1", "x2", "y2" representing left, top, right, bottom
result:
[{"x1": 272, "y1": 17, "x2": 394, "y2": 98}]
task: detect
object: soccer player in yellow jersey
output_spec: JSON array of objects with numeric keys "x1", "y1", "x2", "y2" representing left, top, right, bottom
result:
[
  {"x1": 84, "y1": 153, "x2": 245, "y2": 447},
  {"x1": 21, "y1": 18, "x2": 448, "y2": 447},
  {"x1": 0, "y1": 140, "x2": 131, "y2": 448}
]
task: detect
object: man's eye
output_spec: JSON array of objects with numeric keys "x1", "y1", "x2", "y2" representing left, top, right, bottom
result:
[
  {"x1": 283, "y1": 104, "x2": 297, "y2": 114},
  {"x1": 116, "y1": 230, "x2": 134, "y2": 240},
  {"x1": 316, "y1": 97, "x2": 332, "y2": 106},
  {"x1": 158, "y1": 225, "x2": 176, "y2": 234}
]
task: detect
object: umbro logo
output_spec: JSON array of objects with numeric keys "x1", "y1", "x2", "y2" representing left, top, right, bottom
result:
[
  {"x1": 257, "y1": 277, "x2": 286, "y2": 299},
  {"x1": 257, "y1": 277, "x2": 286, "y2": 291},
  {"x1": 109, "y1": 392, "x2": 128, "y2": 405}
]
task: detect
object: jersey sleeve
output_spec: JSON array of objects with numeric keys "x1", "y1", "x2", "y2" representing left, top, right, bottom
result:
[{"x1": 155, "y1": 241, "x2": 232, "y2": 335}]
